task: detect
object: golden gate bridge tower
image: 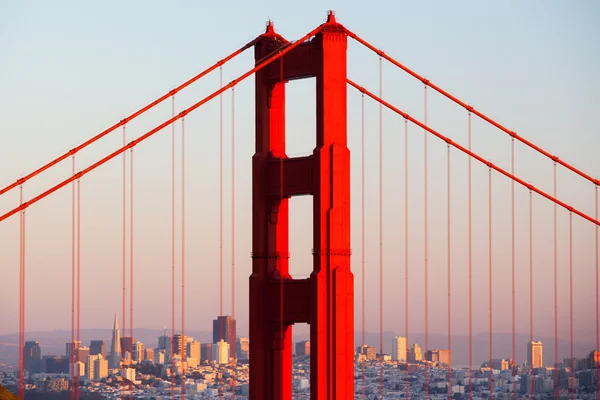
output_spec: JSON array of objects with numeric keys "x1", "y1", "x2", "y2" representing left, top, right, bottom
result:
[{"x1": 250, "y1": 11, "x2": 354, "y2": 400}]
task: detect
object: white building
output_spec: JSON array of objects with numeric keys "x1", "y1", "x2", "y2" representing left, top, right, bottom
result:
[
  {"x1": 392, "y1": 336, "x2": 407, "y2": 362},
  {"x1": 212, "y1": 339, "x2": 230, "y2": 364}
]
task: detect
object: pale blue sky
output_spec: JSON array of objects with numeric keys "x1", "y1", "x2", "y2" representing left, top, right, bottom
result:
[{"x1": 0, "y1": 1, "x2": 599, "y2": 359}]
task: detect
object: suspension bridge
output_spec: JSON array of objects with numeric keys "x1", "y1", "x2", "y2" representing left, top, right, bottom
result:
[{"x1": 1, "y1": 10, "x2": 598, "y2": 400}]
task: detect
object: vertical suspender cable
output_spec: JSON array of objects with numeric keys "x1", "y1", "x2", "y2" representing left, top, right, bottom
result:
[
  {"x1": 424, "y1": 83, "x2": 429, "y2": 400},
  {"x1": 361, "y1": 92, "x2": 366, "y2": 400},
  {"x1": 181, "y1": 116, "x2": 186, "y2": 399},
  {"x1": 19, "y1": 184, "x2": 25, "y2": 400},
  {"x1": 489, "y1": 168, "x2": 493, "y2": 400},
  {"x1": 378, "y1": 55, "x2": 384, "y2": 400},
  {"x1": 71, "y1": 156, "x2": 76, "y2": 400},
  {"x1": 171, "y1": 95, "x2": 176, "y2": 400},
  {"x1": 569, "y1": 212, "x2": 574, "y2": 400},
  {"x1": 529, "y1": 190, "x2": 533, "y2": 400},
  {"x1": 468, "y1": 112, "x2": 473, "y2": 400},
  {"x1": 76, "y1": 177, "x2": 81, "y2": 400},
  {"x1": 129, "y1": 147, "x2": 134, "y2": 400},
  {"x1": 553, "y1": 162, "x2": 558, "y2": 400},
  {"x1": 122, "y1": 126, "x2": 126, "y2": 400},
  {"x1": 219, "y1": 65, "x2": 224, "y2": 399},
  {"x1": 404, "y1": 118, "x2": 409, "y2": 400},
  {"x1": 511, "y1": 138, "x2": 516, "y2": 398},
  {"x1": 231, "y1": 87, "x2": 236, "y2": 398},
  {"x1": 596, "y1": 185, "x2": 599, "y2": 396},
  {"x1": 447, "y1": 144, "x2": 451, "y2": 400}
]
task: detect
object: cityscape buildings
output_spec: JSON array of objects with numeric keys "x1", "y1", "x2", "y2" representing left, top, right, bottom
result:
[
  {"x1": 528, "y1": 340, "x2": 543, "y2": 368},
  {"x1": 392, "y1": 336, "x2": 407, "y2": 362}
]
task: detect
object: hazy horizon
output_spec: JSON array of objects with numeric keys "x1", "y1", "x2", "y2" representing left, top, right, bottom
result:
[{"x1": 1, "y1": 0, "x2": 599, "y2": 371}]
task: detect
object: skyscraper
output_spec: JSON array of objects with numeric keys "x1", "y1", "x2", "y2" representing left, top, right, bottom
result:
[
  {"x1": 408, "y1": 343, "x2": 422, "y2": 363},
  {"x1": 392, "y1": 336, "x2": 407, "y2": 362},
  {"x1": 528, "y1": 341, "x2": 543, "y2": 368},
  {"x1": 90, "y1": 340, "x2": 106, "y2": 358},
  {"x1": 295, "y1": 341, "x2": 310, "y2": 357},
  {"x1": 213, "y1": 316, "x2": 236, "y2": 357},
  {"x1": 23, "y1": 341, "x2": 41, "y2": 373},
  {"x1": 109, "y1": 313, "x2": 121, "y2": 368}
]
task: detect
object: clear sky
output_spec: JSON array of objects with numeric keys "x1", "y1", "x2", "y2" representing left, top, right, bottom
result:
[{"x1": 1, "y1": 0, "x2": 599, "y2": 357}]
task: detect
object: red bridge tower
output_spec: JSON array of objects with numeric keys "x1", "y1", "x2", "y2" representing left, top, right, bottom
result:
[{"x1": 249, "y1": 11, "x2": 354, "y2": 400}]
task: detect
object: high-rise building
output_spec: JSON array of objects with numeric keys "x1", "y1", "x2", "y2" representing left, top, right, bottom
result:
[
  {"x1": 90, "y1": 340, "x2": 106, "y2": 358},
  {"x1": 77, "y1": 346, "x2": 90, "y2": 363},
  {"x1": 201, "y1": 343, "x2": 214, "y2": 362},
  {"x1": 66, "y1": 341, "x2": 81, "y2": 359},
  {"x1": 144, "y1": 348, "x2": 154, "y2": 362},
  {"x1": 120, "y1": 337, "x2": 135, "y2": 358},
  {"x1": 295, "y1": 341, "x2": 310, "y2": 357},
  {"x1": 154, "y1": 350, "x2": 165, "y2": 364},
  {"x1": 133, "y1": 342, "x2": 144, "y2": 361},
  {"x1": 426, "y1": 349, "x2": 450, "y2": 365},
  {"x1": 528, "y1": 341, "x2": 543, "y2": 368},
  {"x1": 109, "y1": 313, "x2": 121, "y2": 368},
  {"x1": 23, "y1": 341, "x2": 41, "y2": 373},
  {"x1": 408, "y1": 343, "x2": 422, "y2": 363},
  {"x1": 158, "y1": 327, "x2": 170, "y2": 353},
  {"x1": 42, "y1": 355, "x2": 69, "y2": 374},
  {"x1": 212, "y1": 339, "x2": 230, "y2": 364},
  {"x1": 213, "y1": 316, "x2": 236, "y2": 356},
  {"x1": 358, "y1": 345, "x2": 377, "y2": 360},
  {"x1": 93, "y1": 356, "x2": 108, "y2": 379},
  {"x1": 392, "y1": 336, "x2": 407, "y2": 362},
  {"x1": 173, "y1": 334, "x2": 186, "y2": 357},
  {"x1": 236, "y1": 338, "x2": 250, "y2": 360},
  {"x1": 187, "y1": 341, "x2": 200, "y2": 367}
]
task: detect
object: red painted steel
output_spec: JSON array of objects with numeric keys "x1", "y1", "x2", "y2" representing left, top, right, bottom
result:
[
  {"x1": 346, "y1": 79, "x2": 600, "y2": 227},
  {"x1": 345, "y1": 29, "x2": 600, "y2": 187},
  {"x1": 250, "y1": 12, "x2": 353, "y2": 399}
]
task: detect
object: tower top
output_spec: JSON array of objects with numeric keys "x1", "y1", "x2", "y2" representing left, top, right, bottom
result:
[
  {"x1": 113, "y1": 312, "x2": 119, "y2": 331},
  {"x1": 265, "y1": 19, "x2": 274, "y2": 34},
  {"x1": 327, "y1": 10, "x2": 336, "y2": 23}
]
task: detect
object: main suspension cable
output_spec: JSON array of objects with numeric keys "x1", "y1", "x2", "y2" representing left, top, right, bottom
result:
[
  {"x1": 0, "y1": 37, "x2": 260, "y2": 197},
  {"x1": 0, "y1": 25, "x2": 325, "y2": 223},
  {"x1": 344, "y1": 28, "x2": 600, "y2": 187},
  {"x1": 345, "y1": 80, "x2": 600, "y2": 226}
]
